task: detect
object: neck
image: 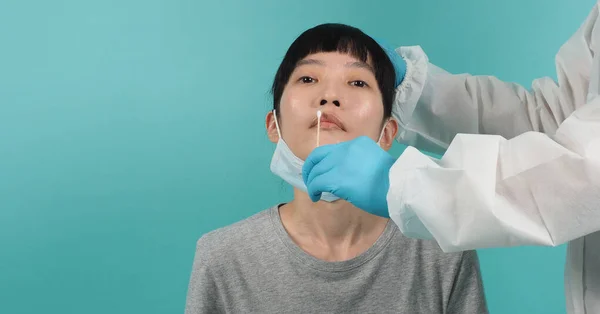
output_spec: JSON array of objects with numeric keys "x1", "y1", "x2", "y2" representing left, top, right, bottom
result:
[{"x1": 279, "y1": 188, "x2": 388, "y2": 261}]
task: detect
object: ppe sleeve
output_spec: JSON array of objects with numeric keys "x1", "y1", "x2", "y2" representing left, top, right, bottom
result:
[
  {"x1": 387, "y1": 3, "x2": 600, "y2": 252},
  {"x1": 391, "y1": 4, "x2": 599, "y2": 156}
]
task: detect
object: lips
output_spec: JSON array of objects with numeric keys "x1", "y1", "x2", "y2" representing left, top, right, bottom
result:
[{"x1": 311, "y1": 112, "x2": 345, "y2": 131}]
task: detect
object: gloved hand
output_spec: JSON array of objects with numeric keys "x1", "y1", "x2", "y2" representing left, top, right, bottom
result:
[
  {"x1": 302, "y1": 136, "x2": 396, "y2": 218},
  {"x1": 373, "y1": 37, "x2": 406, "y2": 87}
]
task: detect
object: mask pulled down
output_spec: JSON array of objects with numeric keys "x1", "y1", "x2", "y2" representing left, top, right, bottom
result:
[
  {"x1": 269, "y1": 110, "x2": 388, "y2": 203},
  {"x1": 269, "y1": 110, "x2": 340, "y2": 202}
]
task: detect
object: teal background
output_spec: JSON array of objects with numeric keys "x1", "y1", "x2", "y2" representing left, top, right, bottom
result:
[{"x1": 0, "y1": 0, "x2": 595, "y2": 313}]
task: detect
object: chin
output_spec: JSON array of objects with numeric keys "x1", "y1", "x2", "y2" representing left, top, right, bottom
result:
[{"x1": 317, "y1": 135, "x2": 351, "y2": 146}]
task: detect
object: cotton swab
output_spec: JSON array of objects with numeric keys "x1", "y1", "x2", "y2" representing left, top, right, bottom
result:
[{"x1": 316, "y1": 110, "x2": 322, "y2": 147}]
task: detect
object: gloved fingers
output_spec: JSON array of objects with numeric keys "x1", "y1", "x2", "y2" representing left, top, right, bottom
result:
[
  {"x1": 306, "y1": 172, "x2": 339, "y2": 202},
  {"x1": 302, "y1": 142, "x2": 342, "y2": 185},
  {"x1": 304, "y1": 152, "x2": 338, "y2": 188},
  {"x1": 308, "y1": 190, "x2": 321, "y2": 202}
]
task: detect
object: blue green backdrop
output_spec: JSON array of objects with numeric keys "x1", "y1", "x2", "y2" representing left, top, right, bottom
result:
[{"x1": 1, "y1": 0, "x2": 595, "y2": 313}]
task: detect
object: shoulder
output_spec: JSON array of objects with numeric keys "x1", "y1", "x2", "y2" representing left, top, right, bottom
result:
[{"x1": 193, "y1": 207, "x2": 276, "y2": 268}]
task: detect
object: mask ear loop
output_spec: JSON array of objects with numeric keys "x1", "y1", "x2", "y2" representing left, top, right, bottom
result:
[
  {"x1": 273, "y1": 109, "x2": 282, "y2": 140},
  {"x1": 377, "y1": 118, "x2": 393, "y2": 145}
]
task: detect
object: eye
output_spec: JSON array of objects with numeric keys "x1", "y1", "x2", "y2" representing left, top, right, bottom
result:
[
  {"x1": 350, "y1": 80, "x2": 368, "y2": 88},
  {"x1": 299, "y1": 76, "x2": 316, "y2": 84}
]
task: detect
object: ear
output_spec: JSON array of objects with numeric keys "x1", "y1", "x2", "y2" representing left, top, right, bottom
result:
[
  {"x1": 266, "y1": 111, "x2": 280, "y2": 143},
  {"x1": 379, "y1": 118, "x2": 398, "y2": 151}
]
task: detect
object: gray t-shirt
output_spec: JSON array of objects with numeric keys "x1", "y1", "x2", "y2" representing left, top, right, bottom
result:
[{"x1": 185, "y1": 205, "x2": 488, "y2": 314}]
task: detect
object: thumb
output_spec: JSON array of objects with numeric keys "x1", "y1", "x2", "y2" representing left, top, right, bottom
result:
[{"x1": 309, "y1": 191, "x2": 321, "y2": 202}]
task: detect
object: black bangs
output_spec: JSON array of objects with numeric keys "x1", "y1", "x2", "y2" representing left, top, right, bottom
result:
[{"x1": 271, "y1": 23, "x2": 396, "y2": 120}]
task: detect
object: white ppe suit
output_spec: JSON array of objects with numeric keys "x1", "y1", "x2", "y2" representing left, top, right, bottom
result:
[{"x1": 388, "y1": 3, "x2": 600, "y2": 313}]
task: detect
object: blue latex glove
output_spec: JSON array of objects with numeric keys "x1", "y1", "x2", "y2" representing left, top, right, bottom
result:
[
  {"x1": 374, "y1": 37, "x2": 407, "y2": 87},
  {"x1": 302, "y1": 136, "x2": 396, "y2": 218}
]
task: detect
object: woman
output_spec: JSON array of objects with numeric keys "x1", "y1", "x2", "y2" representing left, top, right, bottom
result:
[{"x1": 184, "y1": 23, "x2": 488, "y2": 314}]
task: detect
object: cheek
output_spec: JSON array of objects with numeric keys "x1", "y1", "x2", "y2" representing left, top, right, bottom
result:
[
  {"x1": 280, "y1": 88, "x2": 312, "y2": 119},
  {"x1": 282, "y1": 88, "x2": 301, "y2": 109},
  {"x1": 279, "y1": 86, "x2": 322, "y2": 134},
  {"x1": 346, "y1": 94, "x2": 383, "y2": 122},
  {"x1": 341, "y1": 94, "x2": 385, "y2": 140},
  {"x1": 278, "y1": 90, "x2": 317, "y2": 159},
  {"x1": 356, "y1": 103, "x2": 378, "y2": 119}
]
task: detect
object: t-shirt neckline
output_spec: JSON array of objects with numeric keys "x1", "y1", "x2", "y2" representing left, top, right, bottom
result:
[{"x1": 268, "y1": 204, "x2": 397, "y2": 272}]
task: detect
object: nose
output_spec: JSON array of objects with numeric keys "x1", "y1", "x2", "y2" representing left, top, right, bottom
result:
[
  {"x1": 318, "y1": 79, "x2": 342, "y2": 108},
  {"x1": 320, "y1": 99, "x2": 341, "y2": 107}
]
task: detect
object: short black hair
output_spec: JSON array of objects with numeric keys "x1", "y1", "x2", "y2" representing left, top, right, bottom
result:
[{"x1": 271, "y1": 23, "x2": 396, "y2": 120}]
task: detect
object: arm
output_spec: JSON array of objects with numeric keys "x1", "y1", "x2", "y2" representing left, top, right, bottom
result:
[
  {"x1": 445, "y1": 251, "x2": 489, "y2": 314},
  {"x1": 387, "y1": 3, "x2": 600, "y2": 252},
  {"x1": 391, "y1": 4, "x2": 598, "y2": 155},
  {"x1": 184, "y1": 238, "x2": 221, "y2": 314}
]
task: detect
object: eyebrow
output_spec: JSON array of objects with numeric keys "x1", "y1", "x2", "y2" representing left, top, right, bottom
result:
[
  {"x1": 296, "y1": 59, "x2": 375, "y2": 74},
  {"x1": 346, "y1": 61, "x2": 375, "y2": 74},
  {"x1": 296, "y1": 59, "x2": 325, "y2": 67}
]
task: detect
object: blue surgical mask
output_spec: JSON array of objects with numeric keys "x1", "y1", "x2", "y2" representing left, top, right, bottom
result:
[{"x1": 269, "y1": 110, "x2": 340, "y2": 202}]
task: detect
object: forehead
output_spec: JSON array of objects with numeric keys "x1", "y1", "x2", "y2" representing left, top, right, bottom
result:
[{"x1": 296, "y1": 52, "x2": 375, "y2": 73}]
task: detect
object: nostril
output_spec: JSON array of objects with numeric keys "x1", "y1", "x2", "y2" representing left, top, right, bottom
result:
[
  {"x1": 333, "y1": 100, "x2": 340, "y2": 107},
  {"x1": 320, "y1": 99, "x2": 327, "y2": 106}
]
